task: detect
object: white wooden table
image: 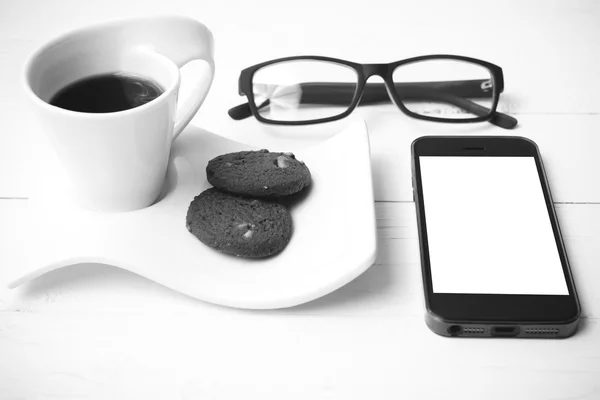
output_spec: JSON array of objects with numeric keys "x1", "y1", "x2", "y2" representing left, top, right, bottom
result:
[{"x1": 1, "y1": 1, "x2": 599, "y2": 398}]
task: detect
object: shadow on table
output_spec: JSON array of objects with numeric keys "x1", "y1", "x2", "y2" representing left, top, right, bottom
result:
[{"x1": 574, "y1": 315, "x2": 594, "y2": 336}]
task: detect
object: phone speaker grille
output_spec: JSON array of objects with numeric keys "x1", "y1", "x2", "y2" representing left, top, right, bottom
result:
[
  {"x1": 525, "y1": 328, "x2": 559, "y2": 335},
  {"x1": 463, "y1": 327, "x2": 485, "y2": 335}
]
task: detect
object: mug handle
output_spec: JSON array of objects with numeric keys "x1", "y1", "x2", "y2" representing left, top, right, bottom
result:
[
  {"x1": 128, "y1": 16, "x2": 215, "y2": 141},
  {"x1": 169, "y1": 20, "x2": 215, "y2": 141}
]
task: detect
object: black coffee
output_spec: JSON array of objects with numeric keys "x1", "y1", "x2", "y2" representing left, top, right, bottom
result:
[{"x1": 50, "y1": 73, "x2": 164, "y2": 113}]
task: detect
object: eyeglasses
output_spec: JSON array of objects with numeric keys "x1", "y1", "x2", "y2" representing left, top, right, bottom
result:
[{"x1": 228, "y1": 55, "x2": 517, "y2": 129}]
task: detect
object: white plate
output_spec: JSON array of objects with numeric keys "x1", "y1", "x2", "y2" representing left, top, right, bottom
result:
[{"x1": 9, "y1": 121, "x2": 377, "y2": 309}]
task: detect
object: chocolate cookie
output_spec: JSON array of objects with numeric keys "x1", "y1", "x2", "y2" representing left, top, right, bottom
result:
[
  {"x1": 186, "y1": 188, "x2": 293, "y2": 258},
  {"x1": 206, "y1": 150, "x2": 311, "y2": 197}
]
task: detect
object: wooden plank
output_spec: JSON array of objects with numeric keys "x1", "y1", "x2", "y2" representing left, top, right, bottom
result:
[
  {"x1": 224, "y1": 113, "x2": 600, "y2": 203},
  {"x1": 2, "y1": 201, "x2": 599, "y2": 318},
  {"x1": 3, "y1": 112, "x2": 600, "y2": 202},
  {"x1": 1, "y1": 0, "x2": 600, "y2": 198},
  {"x1": 1, "y1": 1, "x2": 599, "y2": 398},
  {"x1": 5, "y1": 0, "x2": 598, "y2": 114},
  {"x1": 364, "y1": 113, "x2": 600, "y2": 202},
  {"x1": 1, "y1": 200, "x2": 599, "y2": 399},
  {"x1": 0, "y1": 312, "x2": 598, "y2": 399}
]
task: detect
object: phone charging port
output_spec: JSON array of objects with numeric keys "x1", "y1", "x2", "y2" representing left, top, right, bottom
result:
[{"x1": 491, "y1": 326, "x2": 520, "y2": 337}]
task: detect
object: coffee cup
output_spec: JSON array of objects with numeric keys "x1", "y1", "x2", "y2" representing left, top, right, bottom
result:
[{"x1": 23, "y1": 16, "x2": 215, "y2": 211}]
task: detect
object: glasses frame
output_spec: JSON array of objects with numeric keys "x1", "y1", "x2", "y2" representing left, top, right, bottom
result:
[{"x1": 237, "y1": 54, "x2": 506, "y2": 126}]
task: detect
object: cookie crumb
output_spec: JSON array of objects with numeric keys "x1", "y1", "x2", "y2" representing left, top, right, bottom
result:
[{"x1": 276, "y1": 156, "x2": 290, "y2": 168}]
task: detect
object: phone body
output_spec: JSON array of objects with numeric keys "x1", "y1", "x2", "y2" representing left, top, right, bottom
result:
[{"x1": 411, "y1": 136, "x2": 580, "y2": 338}]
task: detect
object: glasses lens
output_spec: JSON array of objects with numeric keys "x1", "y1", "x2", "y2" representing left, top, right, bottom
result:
[
  {"x1": 392, "y1": 59, "x2": 495, "y2": 120},
  {"x1": 251, "y1": 60, "x2": 358, "y2": 122}
]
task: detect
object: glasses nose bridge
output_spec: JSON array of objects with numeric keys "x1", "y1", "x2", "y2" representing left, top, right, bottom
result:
[{"x1": 362, "y1": 64, "x2": 389, "y2": 79}]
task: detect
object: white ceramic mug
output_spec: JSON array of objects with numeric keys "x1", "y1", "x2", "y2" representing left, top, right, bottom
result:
[{"x1": 23, "y1": 16, "x2": 215, "y2": 211}]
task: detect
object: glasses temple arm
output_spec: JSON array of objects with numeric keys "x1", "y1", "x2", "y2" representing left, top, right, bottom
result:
[
  {"x1": 228, "y1": 80, "x2": 517, "y2": 129},
  {"x1": 409, "y1": 88, "x2": 518, "y2": 129},
  {"x1": 300, "y1": 81, "x2": 516, "y2": 129},
  {"x1": 228, "y1": 99, "x2": 269, "y2": 120},
  {"x1": 228, "y1": 80, "x2": 484, "y2": 120}
]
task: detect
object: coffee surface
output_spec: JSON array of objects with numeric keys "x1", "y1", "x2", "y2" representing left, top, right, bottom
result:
[{"x1": 50, "y1": 73, "x2": 164, "y2": 113}]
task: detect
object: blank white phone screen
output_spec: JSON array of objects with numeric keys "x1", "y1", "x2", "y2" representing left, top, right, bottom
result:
[{"x1": 419, "y1": 156, "x2": 569, "y2": 295}]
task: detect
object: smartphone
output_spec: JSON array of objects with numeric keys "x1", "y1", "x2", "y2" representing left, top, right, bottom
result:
[{"x1": 411, "y1": 136, "x2": 580, "y2": 338}]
